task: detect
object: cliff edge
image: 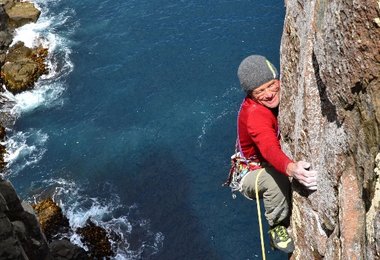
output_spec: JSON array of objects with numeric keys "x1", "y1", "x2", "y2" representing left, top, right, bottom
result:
[{"x1": 280, "y1": 0, "x2": 380, "y2": 259}]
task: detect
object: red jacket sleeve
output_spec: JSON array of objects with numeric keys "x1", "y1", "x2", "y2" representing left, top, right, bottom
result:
[{"x1": 247, "y1": 107, "x2": 292, "y2": 175}]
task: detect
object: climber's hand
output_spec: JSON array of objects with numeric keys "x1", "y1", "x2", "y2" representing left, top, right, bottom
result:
[{"x1": 286, "y1": 161, "x2": 318, "y2": 190}]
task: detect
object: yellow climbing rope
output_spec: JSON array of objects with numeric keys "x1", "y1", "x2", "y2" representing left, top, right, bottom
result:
[{"x1": 255, "y1": 168, "x2": 266, "y2": 260}]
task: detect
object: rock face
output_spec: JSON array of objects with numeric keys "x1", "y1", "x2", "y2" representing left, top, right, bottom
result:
[
  {"x1": 3, "y1": 1, "x2": 40, "y2": 29},
  {"x1": 0, "y1": 178, "x2": 52, "y2": 259},
  {"x1": 1, "y1": 41, "x2": 48, "y2": 94},
  {"x1": 0, "y1": 0, "x2": 46, "y2": 94},
  {"x1": 49, "y1": 239, "x2": 88, "y2": 260},
  {"x1": 32, "y1": 198, "x2": 70, "y2": 241},
  {"x1": 280, "y1": 0, "x2": 380, "y2": 259},
  {"x1": 0, "y1": 179, "x2": 92, "y2": 259},
  {"x1": 0, "y1": 5, "x2": 12, "y2": 68}
]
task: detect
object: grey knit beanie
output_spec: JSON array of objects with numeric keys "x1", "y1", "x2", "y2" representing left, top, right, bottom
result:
[{"x1": 237, "y1": 55, "x2": 278, "y2": 94}]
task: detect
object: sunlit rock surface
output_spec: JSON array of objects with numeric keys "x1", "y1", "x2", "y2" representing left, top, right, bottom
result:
[
  {"x1": 280, "y1": 0, "x2": 380, "y2": 259},
  {"x1": 5, "y1": 1, "x2": 40, "y2": 29},
  {"x1": 32, "y1": 198, "x2": 70, "y2": 241},
  {"x1": 1, "y1": 41, "x2": 48, "y2": 94}
]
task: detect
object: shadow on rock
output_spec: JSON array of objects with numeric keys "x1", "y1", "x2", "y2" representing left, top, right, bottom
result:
[{"x1": 77, "y1": 219, "x2": 119, "y2": 259}]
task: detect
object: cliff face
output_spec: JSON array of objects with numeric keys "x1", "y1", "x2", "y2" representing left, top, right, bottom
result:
[
  {"x1": 280, "y1": 0, "x2": 380, "y2": 259},
  {"x1": 0, "y1": 178, "x2": 51, "y2": 259}
]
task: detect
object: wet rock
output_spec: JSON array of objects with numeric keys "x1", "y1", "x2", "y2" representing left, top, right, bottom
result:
[
  {"x1": 0, "y1": 179, "x2": 52, "y2": 259},
  {"x1": 49, "y1": 239, "x2": 89, "y2": 260},
  {"x1": 32, "y1": 198, "x2": 70, "y2": 241},
  {"x1": 1, "y1": 42, "x2": 48, "y2": 94},
  {"x1": 5, "y1": 42, "x2": 33, "y2": 62},
  {"x1": 6, "y1": 1, "x2": 40, "y2": 28},
  {"x1": 76, "y1": 219, "x2": 115, "y2": 258}
]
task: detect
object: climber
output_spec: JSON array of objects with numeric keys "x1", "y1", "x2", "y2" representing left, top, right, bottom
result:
[{"x1": 228, "y1": 55, "x2": 318, "y2": 253}]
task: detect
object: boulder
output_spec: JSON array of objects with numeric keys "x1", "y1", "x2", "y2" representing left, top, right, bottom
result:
[
  {"x1": 76, "y1": 219, "x2": 115, "y2": 258},
  {"x1": 5, "y1": 1, "x2": 40, "y2": 28},
  {"x1": 2, "y1": 59, "x2": 40, "y2": 92},
  {"x1": 5, "y1": 42, "x2": 33, "y2": 62},
  {"x1": 280, "y1": 0, "x2": 380, "y2": 258},
  {"x1": 32, "y1": 198, "x2": 70, "y2": 241},
  {"x1": 1, "y1": 42, "x2": 48, "y2": 94}
]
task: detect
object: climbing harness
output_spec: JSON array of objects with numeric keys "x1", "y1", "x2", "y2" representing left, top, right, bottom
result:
[{"x1": 223, "y1": 151, "x2": 261, "y2": 195}]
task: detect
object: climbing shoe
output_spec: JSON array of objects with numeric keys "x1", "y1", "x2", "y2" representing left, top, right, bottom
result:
[{"x1": 268, "y1": 225, "x2": 295, "y2": 253}]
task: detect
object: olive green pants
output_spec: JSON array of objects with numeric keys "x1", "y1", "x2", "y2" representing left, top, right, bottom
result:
[{"x1": 239, "y1": 166, "x2": 291, "y2": 227}]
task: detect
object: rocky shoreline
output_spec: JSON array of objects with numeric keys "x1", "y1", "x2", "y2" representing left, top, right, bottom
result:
[{"x1": 0, "y1": 1, "x2": 116, "y2": 259}]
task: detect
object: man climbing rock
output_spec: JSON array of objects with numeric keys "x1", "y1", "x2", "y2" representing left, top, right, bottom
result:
[{"x1": 228, "y1": 55, "x2": 318, "y2": 253}]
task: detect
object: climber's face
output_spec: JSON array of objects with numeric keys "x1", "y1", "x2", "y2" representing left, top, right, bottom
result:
[{"x1": 251, "y1": 79, "x2": 280, "y2": 108}]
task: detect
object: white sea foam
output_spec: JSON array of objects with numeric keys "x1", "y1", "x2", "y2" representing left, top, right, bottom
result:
[
  {"x1": 3, "y1": 0, "x2": 76, "y2": 116},
  {"x1": 1, "y1": 0, "x2": 75, "y2": 175},
  {"x1": 11, "y1": 20, "x2": 52, "y2": 48},
  {"x1": 31, "y1": 178, "x2": 164, "y2": 259},
  {"x1": 3, "y1": 129, "x2": 48, "y2": 175},
  {"x1": 5, "y1": 2, "x2": 164, "y2": 258},
  {"x1": 2, "y1": 81, "x2": 65, "y2": 116}
]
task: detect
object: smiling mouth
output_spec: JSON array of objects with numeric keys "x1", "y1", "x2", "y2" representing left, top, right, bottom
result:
[{"x1": 264, "y1": 93, "x2": 277, "y2": 102}]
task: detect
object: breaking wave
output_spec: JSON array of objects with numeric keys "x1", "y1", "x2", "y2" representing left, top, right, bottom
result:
[
  {"x1": 2, "y1": 129, "x2": 48, "y2": 176},
  {"x1": 30, "y1": 178, "x2": 164, "y2": 259},
  {"x1": 2, "y1": 1, "x2": 164, "y2": 258},
  {"x1": 3, "y1": 0, "x2": 76, "y2": 118}
]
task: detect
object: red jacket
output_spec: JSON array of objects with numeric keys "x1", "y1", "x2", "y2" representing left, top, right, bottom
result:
[{"x1": 238, "y1": 97, "x2": 292, "y2": 175}]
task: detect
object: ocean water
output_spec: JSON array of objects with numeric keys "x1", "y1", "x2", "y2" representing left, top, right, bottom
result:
[{"x1": 2, "y1": 0, "x2": 286, "y2": 259}]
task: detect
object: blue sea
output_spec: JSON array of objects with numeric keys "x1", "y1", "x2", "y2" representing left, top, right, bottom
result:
[{"x1": 2, "y1": 0, "x2": 286, "y2": 259}]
